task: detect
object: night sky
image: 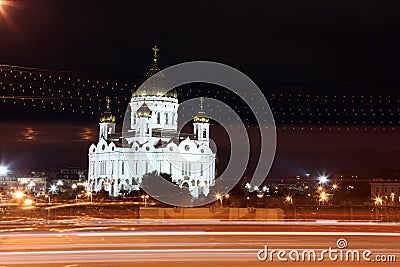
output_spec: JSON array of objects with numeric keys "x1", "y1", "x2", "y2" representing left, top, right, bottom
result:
[{"x1": 1, "y1": 0, "x2": 400, "y2": 178}]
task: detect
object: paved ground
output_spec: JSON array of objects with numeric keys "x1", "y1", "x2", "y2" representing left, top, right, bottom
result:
[{"x1": 0, "y1": 221, "x2": 398, "y2": 266}]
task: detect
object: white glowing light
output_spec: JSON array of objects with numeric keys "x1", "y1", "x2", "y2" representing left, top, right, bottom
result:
[
  {"x1": 319, "y1": 175, "x2": 328, "y2": 184},
  {"x1": 0, "y1": 166, "x2": 8, "y2": 175},
  {"x1": 50, "y1": 185, "x2": 57, "y2": 193}
]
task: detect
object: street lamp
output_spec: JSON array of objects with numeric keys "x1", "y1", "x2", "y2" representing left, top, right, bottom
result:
[
  {"x1": 215, "y1": 193, "x2": 222, "y2": 206},
  {"x1": 285, "y1": 195, "x2": 293, "y2": 204},
  {"x1": 319, "y1": 175, "x2": 328, "y2": 184},
  {"x1": 76, "y1": 194, "x2": 82, "y2": 203},
  {"x1": 86, "y1": 191, "x2": 93, "y2": 203},
  {"x1": 44, "y1": 194, "x2": 51, "y2": 204},
  {"x1": 0, "y1": 166, "x2": 7, "y2": 175},
  {"x1": 14, "y1": 190, "x2": 24, "y2": 199},
  {"x1": 141, "y1": 194, "x2": 149, "y2": 207},
  {"x1": 319, "y1": 192, "x2": 328, "y2": 205},
  {"x1": 374, "y1": 196, "x2": 383, "y2": 206},
  {"x1": 24, "y1": 198, "x2": 34, "y2": 206},
  {"x1": 50, "y1": 185, "x2": 57, "y2": 193}
]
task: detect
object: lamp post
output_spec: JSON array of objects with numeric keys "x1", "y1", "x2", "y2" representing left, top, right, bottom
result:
[
  {"x1": 86, "y1": 191, "x2": 93, "y2": 203},
  {"x1": 141, "y1": 194, "x2": 149, "y2": 207},
  {"x1": 215, "y1": 193, "x2": 230, "y2": 207},
  {"x1": 285, "y1": 196, "x2": 293, "y2": 204},
  {"x1": 76, "y1": 194, "x2": 82, "y2": 203},
  {"x1": 319, "y1": 192, "x2": 328, "y2": 205}
]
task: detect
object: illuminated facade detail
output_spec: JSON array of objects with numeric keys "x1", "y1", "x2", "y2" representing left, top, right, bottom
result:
[{"x1": 87, "y1": 48, "x2": 216, "y2": 197}]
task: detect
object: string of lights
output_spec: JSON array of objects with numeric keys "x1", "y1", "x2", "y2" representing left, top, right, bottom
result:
[{"x1": 1, "y1": 64, "x2": 400, "y2": 130}]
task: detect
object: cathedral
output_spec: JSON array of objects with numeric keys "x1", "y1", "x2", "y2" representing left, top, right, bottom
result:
[{"x1": 87, "y1": 46, "x2": 216, "y2": 198}]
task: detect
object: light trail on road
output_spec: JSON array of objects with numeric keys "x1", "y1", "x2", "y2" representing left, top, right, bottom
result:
[{"x1": 0, "y1": 222, "x2": 397, "y2": 266}]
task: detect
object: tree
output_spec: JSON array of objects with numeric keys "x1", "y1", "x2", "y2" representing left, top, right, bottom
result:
[{"x1": 140, "y1": 171, "x2": 192, "y2": 206}]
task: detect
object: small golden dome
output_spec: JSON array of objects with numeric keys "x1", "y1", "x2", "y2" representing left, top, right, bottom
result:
[
  {"x1": 194, "y1": 114, "x2": 209, "y2": 123},
  {"x1": 136, "y1": 102, "x2": 152, "y2": 118},
  {"x1": 100, "y1": 96, "x2": 116, "y2": 123}
]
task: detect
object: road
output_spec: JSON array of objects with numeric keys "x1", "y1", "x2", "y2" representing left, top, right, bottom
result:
[{"x1": 0, "y1": 221, "x2": 398, "y2": 266}]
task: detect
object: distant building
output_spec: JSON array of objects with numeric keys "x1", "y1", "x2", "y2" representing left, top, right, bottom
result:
[
  {"x1": 46, "y1": 167, "x2": 87, "y2": 192},
  {"x1": 0, "y1": 171, "x2": 47, "y2": 197},
  {"x1": 370, "y1": 178, "x2": 400, "y2": 199},
  {"x1": 0, "y1": 174, "x2": 19, "y2": 194}
]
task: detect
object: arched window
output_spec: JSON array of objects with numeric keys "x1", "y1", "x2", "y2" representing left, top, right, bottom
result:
[
  {"x1": 165, "y1": 113, "x2": 169, "y2": 125},
  {"x1": 203, "y1": 129, "x2": 207, "y2": 138}
]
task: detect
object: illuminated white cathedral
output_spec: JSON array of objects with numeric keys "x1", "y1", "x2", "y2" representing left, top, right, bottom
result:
[{"x1": 87, "y1": 46, "x2": 216, "y2": 198}]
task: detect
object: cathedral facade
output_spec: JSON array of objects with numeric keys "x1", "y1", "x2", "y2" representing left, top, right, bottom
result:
[{"x1": 87, "y1": 47, "x2": 216, "y2": 198}]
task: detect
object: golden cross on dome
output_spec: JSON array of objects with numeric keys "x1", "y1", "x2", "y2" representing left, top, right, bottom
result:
[
  {"x1": 200, "y1": 97, "x2": 204, "y2": 112},
  {"x1": 152, "y1": 45, "x2": 159, "y2": 63},
  {"x1": 106, "y1": 96, "x2": 111, "y2": 110}
]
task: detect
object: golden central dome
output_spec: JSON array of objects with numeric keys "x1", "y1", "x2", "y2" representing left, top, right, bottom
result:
[{"x1": 132, "y1": 45, "x2": 177, "y2": 98}]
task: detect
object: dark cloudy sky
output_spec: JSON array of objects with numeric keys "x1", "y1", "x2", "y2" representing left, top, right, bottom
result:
[
  {"x1": 1, "y1": 0, "x2": 400, "y2": 178},
  {"x1": 1, "y1": 0, "x2": 400, "y2": 85}
]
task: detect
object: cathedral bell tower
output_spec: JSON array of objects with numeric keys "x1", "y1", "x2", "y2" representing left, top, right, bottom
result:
[
  {"x1": 99, "y1": 96, "x2": 116, "y2": 141},
  {"x1": 193, "y1": 97, "x2": 210, "y2": 146}
]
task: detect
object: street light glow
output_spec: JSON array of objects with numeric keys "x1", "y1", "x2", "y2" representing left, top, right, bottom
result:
[
  {"x1": 0, "y1": 166, "x2": 8, "y2": 175},
  {"x1": 14, "y1": 191, "x2": 24, "y2": 199},
  {"x1": 374, "y1": 196, "x2": 382, "y2": 205},
  {"x1": 24, "y1": 198, "x2": 34, "y2": 206},
  {"x1": 319, "y1": 193, "x2": 328, "y2": 202},
  {"x1": 50, "y1": 185, "x2": 57, "y2": 193},
  {"x1": 319, "y1": 175, "x2": 328, "y2": 184}
]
